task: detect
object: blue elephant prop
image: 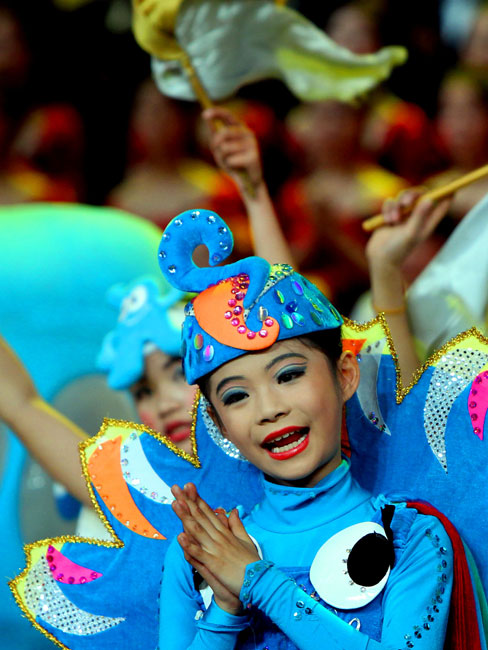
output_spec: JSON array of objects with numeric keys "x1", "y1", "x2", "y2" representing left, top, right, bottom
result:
[{"x1": 0, "y1": 203, "x2": 166, "y2": 649}]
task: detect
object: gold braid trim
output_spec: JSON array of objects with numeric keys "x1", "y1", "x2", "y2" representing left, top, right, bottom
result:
[
  {"x1": 342, "y1": 315, "x2": 488, "y2": 404},
  {"x1": 78, "y1": 417, "x2": 201, "y2": 542},
  {"x1": 9, "y1": 414, "x2": 202, "y2": 647},
  {"x1": 9, "y1": 532, "x2": 121, "y2": 650}
]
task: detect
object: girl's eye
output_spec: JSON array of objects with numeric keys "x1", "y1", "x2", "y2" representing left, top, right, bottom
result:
[
  {"x1": 133, "y1": 385, "x2": 152, "y2": 401},
  {"x1": 221, "y1": 389, "x2": 248, "y2": 406},
  {"x1": 277, "y1": 365, "x2": 306, "y2": 384}
]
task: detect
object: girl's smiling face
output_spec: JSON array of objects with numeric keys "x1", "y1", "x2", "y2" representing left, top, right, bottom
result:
[
  {"x1": 130, "y1": 349, "x2": 196, "y2": 455},
  {"x1": 208, "y1": 338, "x2": 359, "y2": 488}
]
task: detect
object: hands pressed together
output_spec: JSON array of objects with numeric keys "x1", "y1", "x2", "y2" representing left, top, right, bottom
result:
[{"x1": 171, "y1": 483, "x2": 260, "y2": 615}]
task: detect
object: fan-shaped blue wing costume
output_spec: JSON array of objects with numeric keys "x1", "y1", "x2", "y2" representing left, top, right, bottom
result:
[
  {"x1": 11, "y1": 412, "x2": 262, "y2": 649},
  {"x1": 342, "y1": 316, "x2": 488, "y2": 597},
  {"x1": 10, "y1": 210, "x2": 487, "y2": 649}
]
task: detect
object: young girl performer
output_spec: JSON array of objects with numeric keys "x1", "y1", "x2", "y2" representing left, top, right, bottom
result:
[
  {"x1": 157, "y1": 209, "x2": 483, "y2": 649},
  {"x1": 0, "y1": 281, "x2": 195, "y2": 507},
  {"x1": 7, "y1": 110, "x2": 295, "y2": 649},
  {"x1": 0, "y1": 105, "x2": 284, "y2": 507}
]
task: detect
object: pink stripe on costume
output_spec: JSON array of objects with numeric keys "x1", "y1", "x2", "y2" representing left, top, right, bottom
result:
[
  {"x1": 45, "y1": 546, "x2": 102, "y2": 584},
  {"x1": 468, "y1": 371, "x2": 488, "y2": 441}
]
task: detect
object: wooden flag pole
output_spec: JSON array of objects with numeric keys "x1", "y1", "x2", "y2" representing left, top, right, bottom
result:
[
  {"x1": 180, "y1": 49, "x2": 256, "y2": 198},
  {"x1": 362, "y1": 163, "x2": 488, "y2": 232}
]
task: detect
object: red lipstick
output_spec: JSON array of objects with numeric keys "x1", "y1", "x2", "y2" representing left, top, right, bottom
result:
[
  {"x1": 165, "y1": 420, "x2": 191, "y2": 443},
  {"x1": 262, "y1": 426, "x2": 310, "y2": 461}
]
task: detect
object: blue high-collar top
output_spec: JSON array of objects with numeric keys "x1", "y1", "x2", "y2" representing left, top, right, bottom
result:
[{"x1": 160, "y1": 460, "x2": 453, "y2": 650}]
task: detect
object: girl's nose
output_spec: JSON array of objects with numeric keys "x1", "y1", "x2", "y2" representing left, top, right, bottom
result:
[{"x1": 256, "y1": 388, "x2": 290, "y2": 424}]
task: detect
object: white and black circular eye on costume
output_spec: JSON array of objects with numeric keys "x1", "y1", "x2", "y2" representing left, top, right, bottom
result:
[{"x1": 310, "y1": 522, "x2": 393, "y2": 610}]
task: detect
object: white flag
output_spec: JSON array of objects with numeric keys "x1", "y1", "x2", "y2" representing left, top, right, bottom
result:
[
  {"x1": 407, "y1": 193, "x2": 488, "y2": 357},
  {"x1": 149, "y1": 0, "x2": 406, "y2": 102}
]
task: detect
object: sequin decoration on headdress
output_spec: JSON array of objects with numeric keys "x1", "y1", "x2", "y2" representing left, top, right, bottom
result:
[
  {"x1": 158, "y1": 210, "x2": 343, "y2": 384},
  {"x1": 97, "y1": 278, "x2": 185, "y2": 389}
]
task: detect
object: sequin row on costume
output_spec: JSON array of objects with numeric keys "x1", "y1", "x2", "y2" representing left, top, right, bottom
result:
[
  {"x1": 423, "y1": 348, "x2": 488, "y2": 472},
  {"x1": 239, "y1": 562, "x2": 377, "y2": 644},
  {"x1": 88, "y1": 435, "x2": 165, "y2": 539},
  {"x1": 468, "y1": 370, "x2": 488, "y2": 441},
  {"x1": 121, "y1": 431, "x2": 175, "y2": 504},
  {"x1": 199, "y1": 394, "x2": 247, "y2": 461},
  {"x1": 45, "y1": 545, "x2": 102, "y2": 584},
  {"x1": 290, "y1": 579, "x2": 363, "y2": 639},
  {"x1": 159, "y1": 210, "x2": 231, "y2": 267},
  {"x1": 25, "y1": 556, "x2": 124, "y2": 635},
  {"x1": 191, "y1": 272, "x2": 277, "y2": 359},
  {"x1": 401, "y1": 528, "x2": 449, "y2": 649}
]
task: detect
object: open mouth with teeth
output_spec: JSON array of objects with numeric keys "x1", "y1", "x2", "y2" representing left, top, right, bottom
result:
[{"x1": 261, "y1": 426, "x2": 310, "y2": 460}]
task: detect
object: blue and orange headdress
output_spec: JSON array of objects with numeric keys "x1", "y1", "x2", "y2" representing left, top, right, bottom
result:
[{"x1": 158, "y1": 209, "x2": 343, "y2": 386}]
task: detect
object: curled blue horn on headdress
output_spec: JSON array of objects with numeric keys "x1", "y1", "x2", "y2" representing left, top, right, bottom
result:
[
  {"x1": 97, "y1": 277, "x2": 186, "y2": 389},
  {"x1": 157, "y1": 209, "x2": 270, "y2": 309},
  {"x1": 159, "y1": 210, "x2": 343, "y2": 384}
]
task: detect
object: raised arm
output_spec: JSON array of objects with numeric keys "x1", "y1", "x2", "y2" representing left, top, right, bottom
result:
[
  {"x1": 0, "y1": 334, "x2": 91, "y2": 505},
  {"x1": 203, "y1": 106, "x2": 295, "y2": 267},
  {"x1": 366, "y1": 190, "x2": 451, "y2": 384}
]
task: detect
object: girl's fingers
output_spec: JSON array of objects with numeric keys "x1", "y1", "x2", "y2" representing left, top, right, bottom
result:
[
  {"x1": 210, "y1": 506, "x2": 230, "y2": 529},
  {"x1": 215, "y1": 140, "x2": 248, "y2": 157},
  {"x1": 177, "y1": 532, "x2": 208, "y2": 564},
  {"x1": 182, "y1": 482, "x2": 198, "y2": 502},
  {"x1": 223, "y1": 153, "x2": 253, "y2": 169},
  {"x1": 398, "y1": 187, "x2": 425, "y2": 209},
  {"x1": 180, "y1": 486, "x2": 230, "y2": 539},
  {"x1": 171, "y1": 483, "x2": 185, "y2": 499},
  {"x1": 203, "y1": 107, "x2": 241, "y2": 127},
  {"x1": 228, "y1": 508, "x2": 253, "y2": 544},
  {"x1": 381, "y1": 197, "x2": 401, "y2": 224},
  {"x1": 173, "y1": 502, "x2": 219, "y2": 547},
  {"x1": 193, "y1": 492, "x2": 232, "y2": 535},
  {"x1": 420, "y1": 197, "x2": 451, "y2": 236},
  {"x1": 212, "y1": 134, "x2": 252, "y2": 158}
]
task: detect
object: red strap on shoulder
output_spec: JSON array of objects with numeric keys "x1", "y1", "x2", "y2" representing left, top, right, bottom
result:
[{"x1": 407, "y1": 501, "x2": 482, "y2": 650}]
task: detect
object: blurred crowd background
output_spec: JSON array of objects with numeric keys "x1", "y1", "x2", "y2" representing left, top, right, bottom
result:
[{"x1": 2, "y1": 0, "x2": 488, "y2": 313}]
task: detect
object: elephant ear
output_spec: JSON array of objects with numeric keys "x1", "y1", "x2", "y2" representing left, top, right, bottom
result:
[
  {"x1": 105, "y1": 283, "x2": 126, "y2": 309},
  {"x1": 158, "y1": 209, "x2": 270, "y2": 308}
]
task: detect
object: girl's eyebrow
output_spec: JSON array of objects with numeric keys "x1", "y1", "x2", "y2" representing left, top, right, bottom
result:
[
  {"x1": 265, "y1": 352, "x2": 307, "y2": 371},
  {"x1": 216, "y1": 375, "x2": 246, "y2": 395},
  {"x1": 215, "y1": 353, "x2": 308, "y2": 395}
]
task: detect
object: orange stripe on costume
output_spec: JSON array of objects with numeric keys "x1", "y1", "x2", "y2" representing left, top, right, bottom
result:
[{"x1": 88, "y1": 436, "x2": 165, "y2": 540}]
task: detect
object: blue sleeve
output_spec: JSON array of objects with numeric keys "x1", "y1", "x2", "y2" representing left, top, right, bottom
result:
[
  {"x1": 159, "y1": 538, "x2": 250, "y2": 650},
  {"x1": 239, "y1": 514, "x2": 453, "y2": 650}
]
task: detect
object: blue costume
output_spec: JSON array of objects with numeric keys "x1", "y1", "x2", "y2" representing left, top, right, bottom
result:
[
  {"x1": 160, "y1": 460, "x2": 452, "y2": 649},
  {"x1": 0, "y1": 204, "x2": 166, "y2": 650},
  {"x1": 9, "y1": 210, "x2": 486, "y2": 649}
]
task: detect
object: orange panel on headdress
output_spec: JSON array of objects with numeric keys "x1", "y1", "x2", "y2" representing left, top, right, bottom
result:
[
  {"x1": 193, "y1": 276, "x2": 279, "y2": 350},
  {"x1": 342, "y1": 338, "x2": 367, "y2": 355},
  {"x1": 87, "y1": 436, "x2": 165, "y2": 540}
]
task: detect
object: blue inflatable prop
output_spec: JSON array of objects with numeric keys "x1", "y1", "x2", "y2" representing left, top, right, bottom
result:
[{"x1": 0, "y1": 203, "x2": 166, "y2": 649}]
